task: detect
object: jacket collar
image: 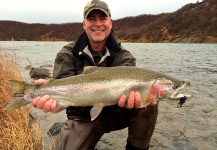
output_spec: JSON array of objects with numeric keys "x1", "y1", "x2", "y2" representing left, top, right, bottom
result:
[{"x1": 72, "y1": 31, "x2": 121, "y2": 56}]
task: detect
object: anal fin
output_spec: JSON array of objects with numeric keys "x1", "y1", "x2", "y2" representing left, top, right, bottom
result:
[{"x1": 90, "y1": 105, "x2": 103, "y2": 121}]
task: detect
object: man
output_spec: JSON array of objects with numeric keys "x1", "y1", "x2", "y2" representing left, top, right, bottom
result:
[{"x1": 32, "y1": 0, "x2": 158, "y2": 149}]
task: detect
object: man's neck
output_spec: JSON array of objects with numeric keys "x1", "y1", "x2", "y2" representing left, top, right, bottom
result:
[{"x1": 89, "y1": 41, "x2": 106, "y2": 52}]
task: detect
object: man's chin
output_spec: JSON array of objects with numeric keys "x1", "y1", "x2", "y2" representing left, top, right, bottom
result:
[{"x1": 92, "y1": 38, "x2": 106, "y2": 43}]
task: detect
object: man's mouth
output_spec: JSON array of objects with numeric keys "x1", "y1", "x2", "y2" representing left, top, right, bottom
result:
[{"x1": 92, "y1": 29, "x2": 105, "y2": 32}]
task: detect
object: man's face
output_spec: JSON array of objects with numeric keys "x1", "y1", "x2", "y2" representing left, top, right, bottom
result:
[{"x1": 83, "y1": 9, "x2": 112, "y2": 44}]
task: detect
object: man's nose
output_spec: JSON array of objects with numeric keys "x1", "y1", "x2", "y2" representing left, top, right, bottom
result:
[{"x1": 95, "y1": 18, "x2": 102, "y2": 26}]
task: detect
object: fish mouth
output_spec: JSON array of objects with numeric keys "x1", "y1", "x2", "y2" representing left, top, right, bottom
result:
[{"x1": 169, "y1": 82, "x2": 193, "y2": 100}]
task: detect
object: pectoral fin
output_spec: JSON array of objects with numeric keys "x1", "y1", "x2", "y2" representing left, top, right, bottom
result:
[{"x1": 90, "y1": 105, "x2": 103, "y2": 121}]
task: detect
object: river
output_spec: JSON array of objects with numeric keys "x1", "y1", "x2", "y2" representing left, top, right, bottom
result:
[{"x1": 1, "y1": 41, "x2": 217, "y2": 150}]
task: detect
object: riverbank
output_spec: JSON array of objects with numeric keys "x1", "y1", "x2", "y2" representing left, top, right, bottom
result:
[{"x1": 0, "y1": 50, "x2": 42, "y2": 150}]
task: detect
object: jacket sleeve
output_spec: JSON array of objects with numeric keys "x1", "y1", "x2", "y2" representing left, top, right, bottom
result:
[{"x1": 53, "y1": 43, "x2": 77, "y2": 79}]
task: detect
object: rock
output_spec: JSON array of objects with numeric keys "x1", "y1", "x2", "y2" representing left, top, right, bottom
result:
[
  {"x1": 47, "y1": 122, "x2": 64, "y2": 137},
  {"x1": 29, "y1": 67, "x2": 50, "y2": 79},
  {"x1": 28, "y1": 64, "x2": 53, "y2": 79}
]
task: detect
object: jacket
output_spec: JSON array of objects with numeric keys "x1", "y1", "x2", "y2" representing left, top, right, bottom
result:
[{"x1": 53, "y1": 31, "x2": 136, "y2": 116}]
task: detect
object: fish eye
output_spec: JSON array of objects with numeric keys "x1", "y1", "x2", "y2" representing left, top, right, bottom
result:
[{"x1": 173, "y1": 83, "x2": 180, "y2": 89}]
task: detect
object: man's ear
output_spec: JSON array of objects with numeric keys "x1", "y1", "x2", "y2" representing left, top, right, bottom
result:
[
  {"x1": 83, "y1": 20, "x2": 86, "y2": 30},
  {"x1": 110, "y1": 18, "x2": 113, "y2": 27}
]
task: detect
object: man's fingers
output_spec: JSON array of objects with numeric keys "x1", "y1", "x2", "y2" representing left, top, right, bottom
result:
[
  {"x1": 118, "y1": 92, "x2": 149, "y2": 109},
  {"x1": 134, "y1": 92, "x2": 141, "y2": 108},
  {"x1": 118, "y1": 92, "x2": 141, "y2": 109},
  {"x1": 32, "y1": 97, "x2": 40, "y2": 107},
  {"x1": 34, "y1": 79, "x2": 47, "y2": 85},
  {"x1": 43, "y1": 99, "x2": 54, "y2": 113},
  {"x1": 118, "y1": 95, "x2": 126, "y2": 107},
  {"x1": 127, "y1": 91, "x2": 135, "y2": 109},
  {"x1": 50, "y1": 100, "x2": 58, "y2": 113},
  {"x1": 32, "y1": 96, "x2": 59, "y2": 113},
  {"x1": 37, "y1": 95, "x2": 50, "y2": 109},
  {"x1": 149, "y1": 101, "x2": 158, "y2": 106}
]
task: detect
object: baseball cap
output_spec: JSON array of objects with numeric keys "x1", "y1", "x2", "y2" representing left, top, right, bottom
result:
[{"x1": 84, "y1": 0, "x2": 111, "y2": 19}]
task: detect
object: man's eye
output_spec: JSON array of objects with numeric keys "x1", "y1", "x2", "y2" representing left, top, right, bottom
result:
[
  {"x1": 101, "y1": 17, "x2": 107, "y2": 20},
  {"x1": 87, "y1": 17, "x2": 95, "y2": 21}
]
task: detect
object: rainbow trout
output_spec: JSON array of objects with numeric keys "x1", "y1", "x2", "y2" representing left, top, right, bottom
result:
[{"x1": 3, "y1": 66, "x2": 192, "y2": 120}]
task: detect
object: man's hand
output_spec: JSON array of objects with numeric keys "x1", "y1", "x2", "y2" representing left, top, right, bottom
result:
[
  {"x1": 32, "y1": 79, "x2": 61, "y2": 113},
  {"x1": 118, "y1": 91, "x2": 158, "y2": 109}
]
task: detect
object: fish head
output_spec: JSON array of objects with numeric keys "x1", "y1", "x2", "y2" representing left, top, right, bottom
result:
[
  {"x1": 150, "y1": 78, "x2": 192, "y2": 101},
  {"x1": 172, "y1": 80, "x2": 190, "y2": 90},
  {"x1": 168, "y1": 80, "x2": 192, "y2": 100}
]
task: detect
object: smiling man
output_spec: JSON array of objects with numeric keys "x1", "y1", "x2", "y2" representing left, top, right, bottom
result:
[
  {"x1": 84, "y1": 9, "x2": 112, "y2": 46},
  {"x1": 32, "y1": 0, "x2": 158, "y2": 149}
]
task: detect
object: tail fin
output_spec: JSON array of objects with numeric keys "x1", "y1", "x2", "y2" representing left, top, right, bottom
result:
[
  {"x1": 7, "y1": 80, "x2": 30, "y2": 94},
  {"x1": 3, "y1": 80, "x2": 32, "y2": 110},
  {"x1": 3, "y1": 97, "x2": 31, "y2": 110}
]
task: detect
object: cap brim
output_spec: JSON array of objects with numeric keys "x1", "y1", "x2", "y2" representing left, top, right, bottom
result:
[{"x1": 84, "y1": 8, "x2": 109, "y2": 19}]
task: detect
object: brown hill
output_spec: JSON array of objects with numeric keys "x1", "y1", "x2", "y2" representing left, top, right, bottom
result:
[{"x1": 0, "y1": 0, "x2": 216, "y2": 43}]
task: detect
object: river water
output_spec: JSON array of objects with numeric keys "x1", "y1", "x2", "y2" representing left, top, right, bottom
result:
[{"x1": 1, "y1": 41, "x2": 217, "y2": 150}]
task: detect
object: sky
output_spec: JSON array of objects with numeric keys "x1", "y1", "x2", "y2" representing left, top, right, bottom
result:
[{"x1": 0, "y1": 0, "x2": 202, "y2": 24}]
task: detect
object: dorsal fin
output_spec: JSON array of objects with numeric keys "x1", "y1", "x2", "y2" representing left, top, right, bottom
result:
[{"x1": 82, "y1": 66, "x2": 99, "y2": 74}]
